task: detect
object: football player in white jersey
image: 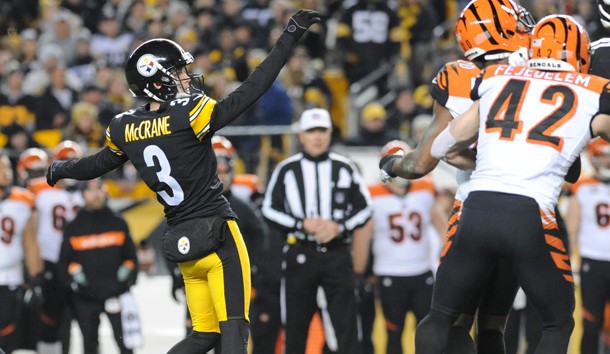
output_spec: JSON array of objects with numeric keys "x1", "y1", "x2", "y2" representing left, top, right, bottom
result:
[
  {"x1": 379, "y1": 0, "x2": 539, "y2": 352},
  {"x1": 370, "y1": 140, "x2": 443, "y2": 353},
  {"x1": 426, "y1": 14, "x2": 610, "y2": 354},
  {"x1": 0, "y1": 153, "x2": 43, "y2": 353},
  {"x1": 565, "y1": 139, "x2": 610, "y2": 354},
  {"x1": 34, "y1": 141, "x2": 85, "y2": 354}
]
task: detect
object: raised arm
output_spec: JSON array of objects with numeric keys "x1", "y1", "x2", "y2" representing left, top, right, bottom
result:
[{"x1": 211, "y1": 10, "x2": 321, "y2": 131}]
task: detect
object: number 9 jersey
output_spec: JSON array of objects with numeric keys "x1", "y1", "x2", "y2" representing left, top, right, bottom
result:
[{"x1": 105, "y1": 93, "x2": 235, "y2": 224}]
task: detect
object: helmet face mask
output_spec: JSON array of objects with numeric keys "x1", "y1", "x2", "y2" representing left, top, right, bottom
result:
[
  {"x1": 125, "y1": 39, "x2": 204, "y2": 102},
  {"x1": 455, "y1": 0, "x2": 532, "y2": 62}
]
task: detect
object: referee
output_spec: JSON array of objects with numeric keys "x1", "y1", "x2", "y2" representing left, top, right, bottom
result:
[{"x1": 262, "y1": 108, "x2": 372, "y2": 354}]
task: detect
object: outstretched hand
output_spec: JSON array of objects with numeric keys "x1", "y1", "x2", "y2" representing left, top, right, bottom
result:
[
  {"x1": 284, "y1": 9, "x2": 322, "y2": 40},
  {"x1": 46, "y1": 161, "x2": 61, "y2": 187}
]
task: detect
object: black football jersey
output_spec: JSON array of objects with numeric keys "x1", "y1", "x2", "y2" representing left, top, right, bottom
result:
[
  {"x1": 105, "y1": 93, "x2": 234, "y2": 225},
  {"x1": 591, "y1": 38, "x2": 610, "y2": 80}
]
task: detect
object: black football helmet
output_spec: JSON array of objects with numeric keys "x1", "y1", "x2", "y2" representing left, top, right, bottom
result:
[{"x1": 124, "y1": 38, "x2": 203, "y2": 102}]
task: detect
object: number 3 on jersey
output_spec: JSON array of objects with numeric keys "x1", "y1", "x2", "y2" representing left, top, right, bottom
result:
[
  {"x1": 485, "y1": 79, "x2": 576, "y2": 152},
  {"x1": 143, "y1": 145, "x2": 184, "y2": 206}
]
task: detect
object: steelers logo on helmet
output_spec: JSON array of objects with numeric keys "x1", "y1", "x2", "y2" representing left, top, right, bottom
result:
[
  {"x1": 177, "y1": 236, "x2": 190, "y2": 255},
  {"x1": 137, "y1": 54, "x2": 159, "y2": 77}
]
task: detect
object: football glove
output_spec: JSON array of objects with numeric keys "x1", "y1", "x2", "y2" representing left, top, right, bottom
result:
[
  {"x1": 24, "y1": 272, "x2": 45, "y2": 309},
  {"x1": 284, "y1": 10, "x2": 321, "y2": 41},
  {"x1": 46, "y1": 161, "x2": 62, "y2": 187},
  {"x1": 379, "y1": 154, "x2": 402, "y2": 183}
]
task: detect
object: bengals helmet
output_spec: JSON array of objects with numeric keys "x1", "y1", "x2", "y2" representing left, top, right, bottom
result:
[
  {"x1": 588, "y1": 138, "x2": 610, "y2": 180},
  {"x1": 528, "y1": 15, "x2": 591, "y2": 73},
  {"x1": 124, "y1": 38, "x2": 203, "y2": 102},
  {"x1": 17, "y1": 148, "x2": 49, "y2": 184},
  {"x1": 380, "y1": 140, "x2": 411, "y2": 158},
  {"x1": 211, "y1": 135, "x2": 236, "y2": 159},
  {"x1": 52, "y1": 140, "x2": 84, "y2": 161},
  {"x1": 455, "y1": 0, "x2": 534, "y2": 61}
]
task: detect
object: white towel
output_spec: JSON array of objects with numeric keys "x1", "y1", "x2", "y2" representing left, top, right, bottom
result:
[{"x1": 119, "y1": 292, "x2": 143, "y2": 349}]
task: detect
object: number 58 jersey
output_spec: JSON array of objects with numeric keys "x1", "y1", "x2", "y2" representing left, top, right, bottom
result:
[
  {"x1": 469, "y1": 65, "x2": 610, "y2": 210},
  {"x1": 105, "y1": 93, "x2": 235, "y2": 225}
]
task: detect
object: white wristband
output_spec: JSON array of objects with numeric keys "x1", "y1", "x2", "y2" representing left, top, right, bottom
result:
[{"x1": 431, "y1": 126, "x2": 457, "y2": 160}]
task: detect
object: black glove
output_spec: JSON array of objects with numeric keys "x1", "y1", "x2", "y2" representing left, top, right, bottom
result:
[
  {"x1": 379, "y1": 154, "x2": 402, "y2": 183},
  {"x1": 46, "y1": 161, "x2": 62, "y2": 187},
  {"x1": 24, "y1": 272, "x2": 45, "y2": 309},
  {"x1": 283, "y1": 9, "x2": 321, "y2": 40},
  {"x1": 170, "y1": 265, "x2": 185, "y2": 302}
]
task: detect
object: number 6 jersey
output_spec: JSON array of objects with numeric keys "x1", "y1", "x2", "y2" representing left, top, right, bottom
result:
[{"x1": 468, "y1": 64, "x2": 610, "y2": 210}]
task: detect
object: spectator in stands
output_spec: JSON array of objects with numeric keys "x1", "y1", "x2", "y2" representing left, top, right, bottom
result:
[
  {"x1": 68, "y1": 29, "x2": 96, "y2": 85},
  {"x1": 336, "y1": 0, "x2": 401, "y2": 94},
  {"x1": 17, "y1": 29, "x2": 39, "y2": 75},
  {"x1": 90, "y1": 16, "x2": 134, "y2": 68},
  {"x1": 122, "y1": 0, "x2": 148, "y2": 35},
  {"x1": 193, "y1": 7, "x2": 217, "y2": 50},
  {"x1": 405, "y1": 0, "x2": 441, "y2": 87},
  {"x1": 38, "y1": 10, "x2": 81, "y2": 66},
  {"x1": 34, "y1": 66, "x2": 79, "y2": 130},
  {"x1": 2, "y1": 123, "x2": 39, "y2": 178},
  {"x1": 0, "y1": 63, "x2": 36, "y2": 131},
  {"x1": 410, "y1": 114, "x2": 433, "y2": 147},
  {"x1": 386, "y1": 85, "x2": 421, "y2": 137},
  {"x1": 59, "y1": 178, "x2": 141, "y2": 354},
  {"x1": 344, "y1": 102, "x2": 401, "y2": 147},
  {"x1": 22, "y1": 44, "x2": 82, "y2": 96},
  {"x1": 63, "y1": 102, "x2": 104, "y2": 149}
]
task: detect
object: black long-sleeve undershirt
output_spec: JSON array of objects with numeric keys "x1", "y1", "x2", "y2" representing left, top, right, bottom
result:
[{"x1": 52, "y1": 33, "x2": 297, "y2": 181}]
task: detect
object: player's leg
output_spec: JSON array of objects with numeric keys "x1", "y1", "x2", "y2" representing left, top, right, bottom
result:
[
  {"x1": 512, "y1": 208, "x2": 574, "y2": 354},
  {"x1": 171, "y1": 218, "x2": 251, "y2": 354},
  {"x1": 282, "y1": 245, "x2": 320, "y2": 354},
  {"x1": 38, "y1": 262, "x2": 67, "y2": 354},
  {"x1": 476, "y1": 260, "x2": 520, "y2": 354},
  {"x1": 320, "y1": 247, "x2": 361, "y2": 354},
  {"x1": 580, "y1": 258, "x2": 608, "y2": 354},
  {"x1": 442, "y1": 199, "x2": 476, "y2": 354},
  {"x1": 208, "y1": 219, "x2": 251, "y2": 354},
  {"x1": 416, "y1": 192, "x2": 498, "y2": 354},
  {"x1": 0, "y1": 286, "x2": 23, "y2": 353},
  {"x1": 250, "y1": 287, "x2": 281, "y2": 354},
  {"x1": 71, "y1": 297, "x2": 102, "y2": 354},
  {"x1": 378, "y1": 275, "x2": 410, "y2": 354}
]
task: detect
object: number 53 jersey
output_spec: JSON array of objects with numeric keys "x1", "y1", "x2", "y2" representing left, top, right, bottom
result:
[
  {"x1": 368, "y1": 179, "x2": 437, "y2": 277},
  {"x1": 468, "y1": 64, "x2": 610, "y2": 210},
  {"x1": 105, "y1": 93, "x2": 235, "y2": 225}
]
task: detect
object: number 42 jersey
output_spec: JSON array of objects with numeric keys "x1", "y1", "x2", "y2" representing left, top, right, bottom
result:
[
  {"x1": 468, "y1": 65, "x2": 610, "y2": 210},
  {"x1": 105, "y1": 93, "x2": 235, "y2": 225}
]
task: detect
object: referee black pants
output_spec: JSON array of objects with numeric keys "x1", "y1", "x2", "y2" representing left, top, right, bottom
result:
[{"x1": 282, "y1": 242, "x2": 361, "y2": 354}]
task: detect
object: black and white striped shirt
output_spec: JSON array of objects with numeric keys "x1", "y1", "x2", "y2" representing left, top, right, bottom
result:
[{"x1": 262, "y1": 151, "x2": 372, "y2": 243}]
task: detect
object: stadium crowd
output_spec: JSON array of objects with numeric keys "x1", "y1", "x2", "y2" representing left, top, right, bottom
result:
[{"x1": 1, "y1": 0, "x2": 610, "y2": 353}]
